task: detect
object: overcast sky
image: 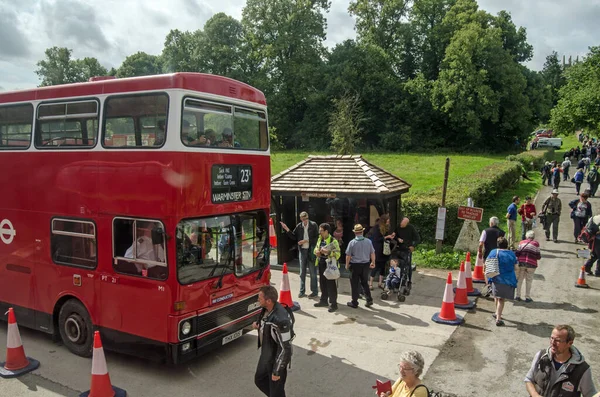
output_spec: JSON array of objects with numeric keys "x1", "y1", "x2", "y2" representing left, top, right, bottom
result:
[{"x1": 0, "y1": 0, "x2": 597, "y2": 92}]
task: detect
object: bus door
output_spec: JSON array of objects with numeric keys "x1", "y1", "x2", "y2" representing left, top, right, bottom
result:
[
  {"x1": 100, "y1": 217, "x2": 171, "y2": 343},
  {"x1": 0, "y1": 212, "x2": 36, "y2": 328}
]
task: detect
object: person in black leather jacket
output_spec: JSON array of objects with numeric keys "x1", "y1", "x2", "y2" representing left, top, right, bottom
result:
[{"x1": 253, "y1": 286, "x2": 294, "y2": 397}]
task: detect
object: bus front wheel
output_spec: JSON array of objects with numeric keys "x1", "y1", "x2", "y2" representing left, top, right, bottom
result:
[{"x1": 58, "y1": 299, "x2": 93, "y2": 358}]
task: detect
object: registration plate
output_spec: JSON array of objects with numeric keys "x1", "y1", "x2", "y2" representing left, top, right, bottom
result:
[{"x1": 222, "y1": 329, "x2": 243, "y2": 345}]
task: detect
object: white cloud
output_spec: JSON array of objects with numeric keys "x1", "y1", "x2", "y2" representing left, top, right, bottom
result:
[{"x1": 1, "y1": 0, "x2": 598, "y2": 91}]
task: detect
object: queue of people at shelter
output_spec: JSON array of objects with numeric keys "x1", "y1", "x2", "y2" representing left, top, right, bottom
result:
[{"x1": 280, "y1": 211, "x2": 420, "y2": 313}]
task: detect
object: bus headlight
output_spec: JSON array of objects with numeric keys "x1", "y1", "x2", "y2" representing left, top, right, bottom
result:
[{"x1": 181, "y1": 321, "x2": 191, "y2": 336}]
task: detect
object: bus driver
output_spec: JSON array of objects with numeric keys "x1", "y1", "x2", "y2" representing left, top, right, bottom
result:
[{"x1": 125, "y1": 221, "x2": 165, "y2": 273}]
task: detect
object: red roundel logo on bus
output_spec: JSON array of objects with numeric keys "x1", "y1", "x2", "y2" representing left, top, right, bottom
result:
[{"x1": 0, "y1": 219, "x2": 16, "y2": 245}]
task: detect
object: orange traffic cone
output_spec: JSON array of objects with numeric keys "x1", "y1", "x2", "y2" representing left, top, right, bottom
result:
[
  {"x1": 463, "y1": 256, "x2": 481, "y2": 296},
  {"x1": 279, "y1": 263, "x2": 300, "y2": 311},
  {"x1": 472, "y1": 252, "x2": 486, "y2": 283},
  {"x1": 575, "y1": 266, "x2": 590, "y2": 289},
  {"x1": 0, "y1": 308, "x2": 40, "y2": 378},
  {"x1": 432, "y1": 273, "x2": 464, "y2": 325},
  {"x1": 269, "y1": 218, "x2": 277, "y2": 248},
  {"x1": 79, "y1": 331, "x2": 126, "y2": 397},
  {"x1": 454, "y1": 262, "x2": 476, "y2": 309}
]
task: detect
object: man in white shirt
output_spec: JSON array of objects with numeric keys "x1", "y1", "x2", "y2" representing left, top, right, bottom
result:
[{"x1": 125, "y1": 221, "x2": 165, "y2": 273}]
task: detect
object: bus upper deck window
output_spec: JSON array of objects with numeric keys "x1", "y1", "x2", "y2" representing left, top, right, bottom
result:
[{"x1": 103, "y1": 93, "x2": 169, "y2": 148}]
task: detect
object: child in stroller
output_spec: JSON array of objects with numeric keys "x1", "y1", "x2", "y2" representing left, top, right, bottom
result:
[{"x1": 381, "y1": 251, "x2": 412, "y2": 302}]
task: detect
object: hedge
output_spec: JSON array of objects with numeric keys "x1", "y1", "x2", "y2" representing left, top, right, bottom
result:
[
  {"x1": 403, "y1": 149, "x2": 553, "y2": 244},
  {"x1": 506, "y1": 149, "x2": 555, "y2": 170}
]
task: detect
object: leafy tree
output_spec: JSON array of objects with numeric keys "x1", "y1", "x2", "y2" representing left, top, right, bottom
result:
[
  {"x1": 116, "y1": 52, "x2": 162, "y2": 78},
  {"x1": 410, "y1": 0, "x2": 457, "y2": 80},
  {"x1": 198, "y1": 13, "x2": 247, "y2": 80},
  {"x1": 36, "y1": 47, "x2": 108, "y2": 86},
  {"x1": 492, "y1": 11, "x2": 533, "y2": 63},
  {"x1": 550, "y1": 47, "x2": 600, "y2": 134},
  {"x1": 432, "y1": 0, "x2": 532, "y2": 148},
  {"x1": 162, "y1": 29, "x2": 200, "y2": 72},
  {"x1": 542, "y1": 51, "x2": 566, "y2": 107},
  {"x1": 522, "y1": 67, "x2": 552, "y2": 125},
  {"x1": 75, "y1": 57, "x2": 109, "y2": 81},
  {"x1": 242, "y1": 0, "x2": 330, "y2": 147},
  {"x1": 329, "y1": 94, "x2": 363, "y2": 155}
]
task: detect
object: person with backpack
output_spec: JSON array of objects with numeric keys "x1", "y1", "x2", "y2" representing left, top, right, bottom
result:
[
  {"x1": 541, "y1": 190, "x2": 562, "y2": 242},
  {"x1": 525, "y1": 325, "x2": 597, "y2": 397},
  {"x1": 569, "y1": 193, "x2": 592, "y2": 244},
  {"x1": 379, "y1": 351, "x2": 429, "y2": 397},
  {"x1": 253, "y1": 285, "x2": 294, "y2": 397},
  {"x1": 587, "y1": 165, "x2": 600, "y2": 197},
  {"x1": 573, "y1": 168, "x2": 585, "y2": 195}
]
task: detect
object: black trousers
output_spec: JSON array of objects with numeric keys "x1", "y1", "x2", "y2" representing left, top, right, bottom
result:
[
  {"x1": 350, "y1": 262, "x2": 372, "y2": 304},
  {"x1": 255, "y1": 366, "x2": 287, "y2": 397},
  {"x1": 585, "y1": 239, "x2": 600, "y2": 274},
  {"x1": 318, "y1": 259, "x2": 338, "y2": 306}
]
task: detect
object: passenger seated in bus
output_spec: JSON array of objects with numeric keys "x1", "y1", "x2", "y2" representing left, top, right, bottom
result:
[
  {"x1": 182, "y1": 119, "x2": 203, "y2": 146},
  {"x1": 217, "y1": 128, "x2": 241, "y2": 148},
  {"x1": 124, "y1": 221, "x2": 165, "y2": 274},
  {"x1": 154, "y1": 119, "x2": 166, "y2": 145}
]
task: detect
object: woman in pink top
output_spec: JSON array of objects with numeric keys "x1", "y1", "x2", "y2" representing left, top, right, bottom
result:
[{"x1": 515, "y1": 230, "x2": 542, "y2": 302}]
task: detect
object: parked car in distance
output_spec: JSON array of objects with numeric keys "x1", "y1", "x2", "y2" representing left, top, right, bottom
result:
[
  {"x1": 536, "y1": 129, "x2": 553, "y2": 138},
  {"x1": 537, "y1": 137, "x2": 562, "y2": 149}
]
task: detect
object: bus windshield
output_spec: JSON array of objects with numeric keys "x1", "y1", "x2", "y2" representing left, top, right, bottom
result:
[{"x1": 176, "y1": 211, "x2": 269, "y2": 285}]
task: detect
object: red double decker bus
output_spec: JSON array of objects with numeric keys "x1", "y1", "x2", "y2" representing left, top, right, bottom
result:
[{"x1": 0, "y1": 73, "x2": 271, "y2": 364}]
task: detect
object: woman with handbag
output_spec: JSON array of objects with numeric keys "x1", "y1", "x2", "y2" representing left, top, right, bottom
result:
[
  {"x1": 485, "y1": 236, "x2": 518, "y2": 326},
  {"x1": 369, "y1": 214, "x2": 393, "y2": 290},
  {"x1": 569, "y1": 193, "x2": 592, "y2": 243},
  {"x1": 313, "y1": 223, "x2": 341, "y2": 313}
]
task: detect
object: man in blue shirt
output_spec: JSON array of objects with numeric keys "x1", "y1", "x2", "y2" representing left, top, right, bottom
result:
[
  {"x1": 506, "y1": 196, "x2": 520, "y2": 250},
  {"x1": 345, "y1": 224, "x2": 376, "y2": 308}
]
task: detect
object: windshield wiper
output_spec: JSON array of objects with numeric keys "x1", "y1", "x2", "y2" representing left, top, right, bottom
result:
[{"x1": 214, "y1": 252, "x2": 234, "y2": 289}]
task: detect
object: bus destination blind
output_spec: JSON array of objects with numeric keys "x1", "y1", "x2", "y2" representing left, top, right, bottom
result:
[{"x1": 211, "y1": 165, "x2": 252, "y2": 203}]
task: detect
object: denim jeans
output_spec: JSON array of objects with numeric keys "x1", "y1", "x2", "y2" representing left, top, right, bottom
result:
[
  {"x1": 298, "y1": 248, "x2": 318, "y2": 295},
  {"x1": 521, "y1": 220, "x2": 533, "y2": 240}
]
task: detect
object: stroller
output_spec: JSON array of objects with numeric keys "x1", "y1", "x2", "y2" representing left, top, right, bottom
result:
[{"x1": 381, "y1": 251, "x2": 412, "y2": 302}]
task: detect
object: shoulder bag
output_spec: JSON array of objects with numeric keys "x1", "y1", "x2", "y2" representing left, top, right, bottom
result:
[{"x1": 484, "y1": 250, "x2": 500, "y2": 279}]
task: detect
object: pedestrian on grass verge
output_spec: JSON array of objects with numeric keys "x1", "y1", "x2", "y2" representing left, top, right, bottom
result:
[
  {"x1": 506, "y1": 196, "x2": 520, "y2": 250},
  {"x1": 479, "y1": 216, "x2": 506, "y2": 260},
  {"x1": 313, "y1": 223, "x2": 340, "y2": 313},
  {"x1": 253, "y1": 286, "x2": 293, "y2": 397},
  {"x1": 377, "y1": 351, "x2": 428, "y2": 397},
  {"x1": 369, "y1": 214, "x2": 393, "y2": 291},
  {"x1": 280, "y1": 212, "x2": 319, "y2": 298},
  {"x1": 515, "y1": 230, "x2": 541, "y2": 303},
  {"x1": 569, "y1": 193, "x2": 592, "y2": 244},
  {"x1": 519, "y1": 196, "x2": 537, "y2": 240},
  {"x1": 573, "y1": 168, "x2": 585, "y2": 195},
  {"x1": 345, "y1": 224, "x2": 375, "y2": 309},
  {"x1": 525, "y1": 324, "x2": 597, "y2": 397},
  {"x1": 486, "y1": 236, "x2": 517, "y2": 327},
  {"x1": 541, "y1": 190, "x2": 562, "y2": 242}
]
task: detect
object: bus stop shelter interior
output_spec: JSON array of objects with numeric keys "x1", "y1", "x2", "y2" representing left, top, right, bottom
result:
[{"x1": 271, "y1": 155, "x2": 411, "y2": 270}]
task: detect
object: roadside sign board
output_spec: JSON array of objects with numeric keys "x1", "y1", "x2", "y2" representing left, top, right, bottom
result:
[
  {"x1": 457, "y1": 206, "x2": 484, "y2": 222},
  {"x1": 435, "y1": 207, "x2": 446, "y2": 241}
]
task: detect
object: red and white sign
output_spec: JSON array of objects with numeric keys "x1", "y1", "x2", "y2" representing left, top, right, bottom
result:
[{"x1": 457, "y1": 206, "x2": 484, "y2": 222}]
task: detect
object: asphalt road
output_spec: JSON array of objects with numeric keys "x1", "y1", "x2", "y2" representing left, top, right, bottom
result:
[
  {"x1": 424, "y1": 180, "x2": 600, "y2": 396},
  {"x1": 1, "y1": 180, "x2": 599, "y2": 396}
]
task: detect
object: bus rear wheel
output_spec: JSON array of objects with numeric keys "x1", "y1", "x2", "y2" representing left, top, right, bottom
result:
[{"x1": 58, "y1": 299, "x2": 93, "y2": 358}]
